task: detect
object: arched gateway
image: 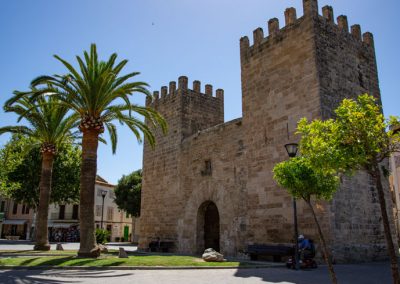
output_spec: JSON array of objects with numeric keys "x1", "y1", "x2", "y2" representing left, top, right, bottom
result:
[{"x1": 197, "y1": 201, "x2": 220, "y2": 253}]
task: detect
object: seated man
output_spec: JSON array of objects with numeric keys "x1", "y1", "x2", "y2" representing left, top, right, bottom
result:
[{"x1": 298, "y1": 234, "x2": 314, "y2": 260}]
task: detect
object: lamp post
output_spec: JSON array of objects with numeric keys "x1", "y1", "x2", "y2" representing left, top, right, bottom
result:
[
  {"x1": 100, "y1": 190, "x2": 107, "y2": 229},
  {"x1": 284, "y1": 143, "x2": 300, "y2": 270}
]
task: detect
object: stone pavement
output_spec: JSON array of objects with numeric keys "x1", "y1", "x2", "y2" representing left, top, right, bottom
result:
[{"x1": 0, "y1": 262, "x2": 391, "y2": 284}]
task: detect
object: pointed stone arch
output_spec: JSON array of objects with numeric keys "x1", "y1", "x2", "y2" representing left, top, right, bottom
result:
[{"x1": 197, "y1": 200, "x2": 220, "y2": 253}]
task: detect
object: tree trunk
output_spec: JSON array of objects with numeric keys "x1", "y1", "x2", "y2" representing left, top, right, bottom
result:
[
  {"x1": 33, "y1": 152, "x2": 55, "y2": 251},
  {"x1": 371, "y1": 165, "x2": 400, "y2": 284},
  {"x1": 78, "y1": 129, "x2": 100, "y2": 258},
  {"x1": 131, "y1": 217, "x2": 135, "y2": 243},
  {"x1": 306, "y1": 200, "x2": 338, "y2": 284}
]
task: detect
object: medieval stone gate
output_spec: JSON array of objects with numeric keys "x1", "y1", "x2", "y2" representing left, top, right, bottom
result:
[{"x1": 139, "y1": 0, "x2": 396, "y2": 263}]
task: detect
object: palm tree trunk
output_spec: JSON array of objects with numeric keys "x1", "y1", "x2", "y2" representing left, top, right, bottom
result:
[
  {"x1": 78, "y1": 129, "x2": 100, "y2": 258},
  {"x1": 371, "y1": 165, "x2": 400, "y2": 284},
  {"x1": 306, "y1": 200, "x2": 338, "y2": 284},
  {"x1": 33, "y1": 152, "x2": 55, "y2": 251},
  {"x1": 131, "y1": 217, "x2": 135, "y2": 243}
]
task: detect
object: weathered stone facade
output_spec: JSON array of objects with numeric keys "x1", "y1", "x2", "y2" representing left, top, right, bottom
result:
[{"x1": 139, "y1": 0, "x2": 397, "y2": 262}]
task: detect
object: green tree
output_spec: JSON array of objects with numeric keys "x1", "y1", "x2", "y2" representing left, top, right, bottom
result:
[
  {"x1": 273, "y1": 156, "x2": 339, "y2": 284},
  {"x1": 298, "y1": 94, "x2": 400, "y2": 284},
  {"x1": 0, "y1": 95, "x2": 78, "y2": 251},
  {"x1": 25, "y1": 44, "x2": 167, "y2": 257},
  {"x1": 114, "y1": 170, "x2": 142, "y2": 242},
  {"x1": 0, "y1": 135, "x2": 81, "y2": 207}
]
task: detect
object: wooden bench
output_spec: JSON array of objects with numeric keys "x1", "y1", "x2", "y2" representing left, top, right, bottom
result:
[
  {"x1": 149, "y1": 241, "x2": 174, "y2": 253},
  {"x1": 5, "y1": 236, "x2": 20, "y2": 241},
  {"x1": 247, "y1": 244, "x2": 294, "y2": 262}
]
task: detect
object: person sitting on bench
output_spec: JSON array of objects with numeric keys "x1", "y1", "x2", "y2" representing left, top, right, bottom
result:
[{"x1": 298, "y1": 234, "x2": 315, "y2": 261}]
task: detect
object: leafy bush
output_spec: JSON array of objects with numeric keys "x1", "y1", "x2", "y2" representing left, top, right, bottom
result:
[{"x1": 95, "y1": 229, "x2": 110, "y2": 244}]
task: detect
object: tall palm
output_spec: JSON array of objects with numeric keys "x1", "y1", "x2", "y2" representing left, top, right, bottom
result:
[
  {"x1": 1, "y1": 94, "x2": 78, "y2": 250},
  {"x1": 28, "y1": 44, "x2": 167, "y2": 257}
]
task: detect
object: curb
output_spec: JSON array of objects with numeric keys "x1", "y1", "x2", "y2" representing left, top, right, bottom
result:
[{"x1": 0, "y1": 264, "x2": 282, "y2": 270}]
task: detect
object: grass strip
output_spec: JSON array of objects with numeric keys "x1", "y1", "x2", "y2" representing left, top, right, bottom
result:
[{"x1": 0, "y1": 255, "x2": 255, "y2": 267}]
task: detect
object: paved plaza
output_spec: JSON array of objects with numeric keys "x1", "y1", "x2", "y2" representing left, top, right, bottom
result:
[
  {"x1": 0, "y1": 240, "x2": 392, "y2": 283},
  {"x1": 0, "y1": 262, "x2": 391, "y2": 284}
]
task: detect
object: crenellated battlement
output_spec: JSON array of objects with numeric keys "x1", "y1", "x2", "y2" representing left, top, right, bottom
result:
[
  {"x1": 240, "y1": 0, "x2": 374, "y2": 61},
  {"x1": 146, "y1": 76, "x2": 224, "y2": 107}
]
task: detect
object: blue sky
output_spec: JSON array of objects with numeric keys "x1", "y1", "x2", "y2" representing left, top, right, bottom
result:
[{"x1": 1, "y1": 0, "x2": 399, "y2": 184}]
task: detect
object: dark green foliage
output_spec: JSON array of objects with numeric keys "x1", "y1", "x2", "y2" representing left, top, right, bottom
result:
[
  {"x1": 95, "y1": 228, "x2": 110, "y2": 244},
  {"x1": 0, "y1": 135, "x2": 81, "y2": 207},
  {"x1": 114, "y1": 170, "x2": 142, "y2": 218}
]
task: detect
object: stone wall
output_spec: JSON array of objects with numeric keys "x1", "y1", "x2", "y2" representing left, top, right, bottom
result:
[{"x1": 139, "y1": 0, "x2": 397, "y2": 262}]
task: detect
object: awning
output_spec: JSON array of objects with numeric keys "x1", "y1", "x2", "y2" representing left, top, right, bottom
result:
[
  {"x1": 48, "y1": 222, "x2": 78, "y2": 228},
  {"x1": 1, "y1": 220, "x2": 27, "y2": 225}
]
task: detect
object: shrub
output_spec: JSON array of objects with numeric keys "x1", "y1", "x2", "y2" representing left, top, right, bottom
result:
[{"x1": 95, "y1": 229, "x2": 110, "y2": 244}]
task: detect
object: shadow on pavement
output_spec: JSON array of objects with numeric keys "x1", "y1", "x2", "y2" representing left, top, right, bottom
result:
[
  {"x1": 0, "y1": 269, "x2": 134, "y2": 284},
  {"x1": 234, "y1": 261, "x2": 391, "y2": 284},
  {"x1": 234, "y1": 265, "x2": 329, "y2": 284}
]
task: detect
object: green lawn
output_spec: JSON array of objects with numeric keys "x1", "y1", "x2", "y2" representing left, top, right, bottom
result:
[
  {"x1": 0, "y1": 254, "x2": 255, "y2": 267},
  {"x1": 0, "y1": 250, "x2": 78, "y2": 255}
]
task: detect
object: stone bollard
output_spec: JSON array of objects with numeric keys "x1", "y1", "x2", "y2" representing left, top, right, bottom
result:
[
  {"x1": 56, "y1": 243, "x2": 64, "y2": 251},
  {"x1": 118, "y1": 247, "x2": 128, "y2": 258}
]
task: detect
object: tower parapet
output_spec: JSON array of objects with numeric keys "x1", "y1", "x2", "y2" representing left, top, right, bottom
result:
[
  {"x1": 146, "y1": 76, "x2": 224, "y2": 108},
  {"x1": 284, "y1": 8, "x2": 297, "y2": 25},
  {"x1": 146, "y1": 76, "x2": 224, "y2": 139},
  {"x1": 240, "y1": 0, "x2": 375, "y2": 64}
]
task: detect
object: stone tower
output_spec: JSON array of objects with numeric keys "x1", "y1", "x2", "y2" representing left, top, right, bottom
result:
[
  {"x1": 139, "y1": 0, "x2": 396, "y2": 262},
  {"x1": 140, "y1": 77, "x2": 224, "y2": 250}
]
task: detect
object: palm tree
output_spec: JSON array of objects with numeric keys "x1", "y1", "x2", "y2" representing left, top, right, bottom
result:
[
  {"x1": 27, "y1": 44, "x2": 167, "y2": 257},
  {"x1": 0, "y1": 94, "x2": 78, "y2": 250}
]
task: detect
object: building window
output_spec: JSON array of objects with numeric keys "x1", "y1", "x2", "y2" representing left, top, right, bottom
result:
[
  {"x1": 59, "y1": 205, "x2": 65, "y2": 220},
  {"x1": 1, "y1": 201, "x2": 6, "y2": 212},
  {"x1": 72, "y1": 205, "x2": 79, "y2": 220},
  {"x1": 12, "y1": 203, "x2": 18, "y2": 215},
  {"x1": 22, "y1": 204, "x2": 30, "y2": 215},
  {"x1": 201, "y1": 160, "x2": 212, "y2": 176},
  {"x1": 107, "y1": 207, "x2": 113, "y2": 221},
  {"x1": 96, "y1": 205, "x2": 102, "y2": 217}
]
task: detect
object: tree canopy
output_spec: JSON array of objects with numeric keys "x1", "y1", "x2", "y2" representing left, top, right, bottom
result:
[
  {"x1": 0, "y1": 135, "x2": 81, "y2": 207},
  {"x1": 114, "y1": 170, "x2": 142, "y2": 218},
  {"x1": 297, "y1": 94, "x2": 400, "y2": 173},
  {"x1": 273, "y1": 156, "x2": 339, "y2": 202},
  {"x1": 296, "y1": 94, "x2": 400, "y2": 284}
]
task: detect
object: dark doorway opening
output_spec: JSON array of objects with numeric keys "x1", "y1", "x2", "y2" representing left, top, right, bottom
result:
[{"x1": 197, "y1": 201, "x2": 220, "y2": 253}]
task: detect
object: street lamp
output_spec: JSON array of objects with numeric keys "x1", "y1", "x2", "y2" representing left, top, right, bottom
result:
[
  {"x1": 284, "y1": 142, "x2": 300, "y2": 270},
  {"x1": 100, "y1": 190, "x2": 107, "y2": 229},
  {"x1": 284, "y1": 143, "x2": 298, "y2": 158}
]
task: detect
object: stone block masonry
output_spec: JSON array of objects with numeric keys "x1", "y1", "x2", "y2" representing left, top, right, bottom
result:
[{"x1": 139, "y1": 0, "x2": 397, "y2": 263}]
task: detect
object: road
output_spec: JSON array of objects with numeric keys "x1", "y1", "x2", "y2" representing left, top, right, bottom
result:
[
  {"x1": 0, "y1": 240, "x2": 137, "y2": 252},
  {"x1": 0, "y1": 262, "x2": 391, "y2": 284}
]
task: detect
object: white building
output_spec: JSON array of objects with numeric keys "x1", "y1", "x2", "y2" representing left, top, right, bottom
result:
[
  {"x1": 1, "y1": 176, "x2": 139, "y2": 242},
  {"x1": 46, "y1": 175, "x2": 137, "y2": 242}
]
